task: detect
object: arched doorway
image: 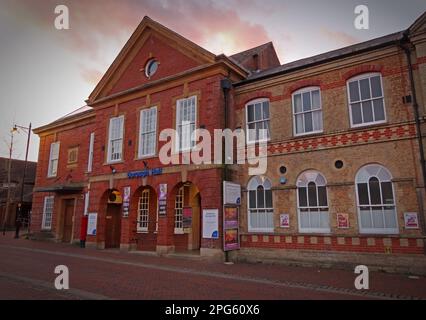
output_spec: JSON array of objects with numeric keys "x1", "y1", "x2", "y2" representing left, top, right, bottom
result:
[
  {"x1": 104, "y1": 189, "x2": 122, "y2": 249},
  {"x1": 172, "y1": 182, "x2": 202, "y2": 251},
  {"x1": 132, "y1": 185, "x2": 158, "y2": 251}
]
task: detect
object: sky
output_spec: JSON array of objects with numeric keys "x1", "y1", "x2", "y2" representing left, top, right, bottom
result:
[{"x1": 0, "y1": 0, "x2": 425, "y2": 162}]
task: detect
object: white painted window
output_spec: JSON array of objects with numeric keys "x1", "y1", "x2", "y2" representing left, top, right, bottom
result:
[
  {"x1": 107, "y1": 116, "x2": 124, "y2": 163},
  {"x1": 293, "y1": 87, "x2": 323, "y2": 135},
  {"x1": 297, "y1": 171, "x2": 330, "y2": 233},
  {"x1": 246, "y1": 99, "x2": 270, "y2": 143},
  {"x1": 48, "y1": 142, "x2": 60, "y2": 177},
  {"x1": 87, "y1": 132, "x2": 95, "y2": 173},
  {"x1": 174, "y1": 186, "x2": 184, "y2": 234},
  {"x1": 176, "y1": 96, "x2": 197, "y2": 152},
  {"x1": 347, "y1": 73, "x2": 386, "y2": 127},
  {"x1": 139, "y1": 107, "x2": 157, "y2": 157},
  {"x1": 42, "y1": 196, "x2": 54, "y2": 230},
  {"x1": 247, "y1": 176, "x2": 274, "y2": 232},
  {"x1": 356, "y1": 164, "x2": 398, "y2": 234},
  {"x1": 137, "y1": 189, "x2": 150, "y2": 232}
]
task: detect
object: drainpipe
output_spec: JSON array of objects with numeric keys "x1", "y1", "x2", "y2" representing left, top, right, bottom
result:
[
  {"x1": 221, "y1": 78, "x2": 232, "y2": 263},
  {"x1": 399, "y1": 32, "x2": 426, "y2": 243}
]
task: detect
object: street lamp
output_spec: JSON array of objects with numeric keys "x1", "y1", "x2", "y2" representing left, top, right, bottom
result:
[{"x1": 12, "y1": 123, "x2": 32, "y2": 239}]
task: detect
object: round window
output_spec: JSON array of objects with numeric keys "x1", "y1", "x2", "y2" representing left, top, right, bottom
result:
[
  {"x1": 335, "y1": 160, "x2": 344, "y2": 169},
  {"x1": 145, "y1": 59, "x2": 158, "y2": 78}
]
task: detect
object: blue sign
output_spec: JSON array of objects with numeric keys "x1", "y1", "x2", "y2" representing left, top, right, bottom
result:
[{"x1": 128, "y1": 168, "x2": 163, "y2": 179}]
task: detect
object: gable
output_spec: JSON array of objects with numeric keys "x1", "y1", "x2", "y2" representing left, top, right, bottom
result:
[
  {"x1": 108, "y1": 33, "x2": 203, "y2": 96},
  {"x1": 88, "y1": 16, "x2": 216, "y2": 104}
]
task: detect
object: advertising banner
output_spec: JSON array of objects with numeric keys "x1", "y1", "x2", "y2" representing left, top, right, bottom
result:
[
  {"x1": 279, "y1": 213, "x2": 290, "y2": 228},
  {"x1": 183, "y1": 207, "x2": 192, "y2": 230},
  {"x1": 404, "y1": 212, "x2": 419, "y2": 229},
  {"x1": 122, "y1": 186, "x2": 131, "y2": 217},
  {"x1": 87, "y1": 213, "x2": 98, "y2": 236},
  {"x1": 158, "y1": 184, "x2": 167, "y2": 216},
  {"x1": 202, "y1": 209, "x2": 219, "y2": 239},
  {"x1": 337, "y1": 213, "x2": 349, "y2": 229},
  {"x1": 223, "y1": 181, "x2": 241, "y2": 205},
  {"x1": 223, "y1": 206, "x2": 240, "y2": 251}
]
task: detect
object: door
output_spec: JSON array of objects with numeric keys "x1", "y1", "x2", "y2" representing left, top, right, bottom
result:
[
  {"x1": 62, "y1": 199, "x2": 74, "y2": 243},
  {"x1": 105, "y1": 204, "x2": 121, "y2": 249}
]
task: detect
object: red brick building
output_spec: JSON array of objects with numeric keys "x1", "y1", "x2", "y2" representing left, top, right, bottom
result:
[{"x1": 32, "y1": 14, "x2": 426, "y2": 266}]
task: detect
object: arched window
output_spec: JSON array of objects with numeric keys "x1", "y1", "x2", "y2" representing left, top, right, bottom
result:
[
  {"x1": 347, "y1": 73, "x2": 386, "y2": 127},
  {"x1": 137, "y1": 189, "x2": 150, "y2": 232},
  {"x1": 245, "y1": 98, "x2": 271, "y2": 143},
  {"x1": 356, "y1": 164, "x2": 398, "y2": 234},
  {"x1": 174, "y1": 186, "x2": 184, "y2": 234},
  {"x1": 292, "y1": 87, "x2": 323, "y2": 136},
  {"x1": 297, "y1": 171, "x2": 330, "y2": 233},
  {"x1": 247, "y1": 176, "x2": 274, "y2": 232}
]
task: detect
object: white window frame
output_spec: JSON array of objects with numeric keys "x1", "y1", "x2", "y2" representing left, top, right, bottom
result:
[
  {"x1": 107, "y1": 115, "x2": 124, "y2": 163},
  {"x1": 137, "y1": 189, "x2": 150, "y2": 233},
  {"x1": 41, "y1": 196, "x2": 54, "y2": 230},
  {"x1": 138, "y1": 106, "x2": 157, "y2": 158},
  {"x1": 175, "y1": 96, "x2": 197, "y2": 153},
  {"x1": 87, "y1": 132, "x2": 95, "y2": 173},
  {"x1": 247, "y1": 176, "x2": 274, "y2": 233},
  {"x1": 297, "y1": 171, "x2": 330, "y2": 234},
  {"x1": 292, "y1": 87, "x2": 323, "y2": 136},
  {"x1": 355, "y1": 164, "x2": 399, "y2": 234},
  {"x1": 47, "y1": 142, "x2": 60, "y2": 178},
  {"x1": 245, "y1": 98, "x2": 271, "y2": 144},
  {"x1": 174, "y1": 186, "x2": 184, "y2": 234},
  {"x1": 347, "y1": 72, "x2": 387, "y2": 128}
]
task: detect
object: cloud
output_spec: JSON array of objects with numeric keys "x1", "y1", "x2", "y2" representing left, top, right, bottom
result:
[
  {"x1": 320, "y1": 28, "x2": 360, "y2": 46},
  {"x1": 3, "y1": 0, "x2": 272, "y2": 86},
  {"x1": 80, "y1": 67, "x2": 104, "y2": 86}
]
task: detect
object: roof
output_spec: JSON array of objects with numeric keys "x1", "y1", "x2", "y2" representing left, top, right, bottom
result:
[
  {"x1": 33, "y1": 105, "x2": 94, "y2": 134},
  {"x1": 230, "y1": 42, "x2": 274, "y2": 64},
  {"x1": 0, "y1": 157, "x2": 37, "y2": 203},
  {"x1": 235, "y1": 31, "x2": 405, "y2": 86}
]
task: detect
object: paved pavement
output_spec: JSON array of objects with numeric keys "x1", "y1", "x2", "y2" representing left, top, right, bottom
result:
[{"x1": 0, "y1": 233, "x2": 425, "y2": 300}]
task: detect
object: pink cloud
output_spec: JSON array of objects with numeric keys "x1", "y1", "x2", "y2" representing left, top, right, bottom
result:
[
  {"x1": 4, "y1": 0, "x2": 272, "y2": 85},
  {"x1": 320, "y1": 28, "x2": 360, "y2": 46}
]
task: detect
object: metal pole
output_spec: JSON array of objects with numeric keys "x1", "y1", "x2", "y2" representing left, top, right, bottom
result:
[
  {"x1": 2, "y1": 131, "x2": 14, "y2": 235},
  {"x1": 16, "y1": 123, "x2": 31, "y2": 238}
]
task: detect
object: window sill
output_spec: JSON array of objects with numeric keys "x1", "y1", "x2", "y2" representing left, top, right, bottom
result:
[
  {"x1": 136, "y1": 154, "x2": 157, "y2": 161},
  {"x1": 174, "y1": 229, "x2": 184, "y2": 235},
  {"x1": 294, "y1": 130, "x2": 324, "y2": 138},
  {"x1": 104, "y1": 160, "x2": 124, "y2": 166},
  {"x1": 136, "y1": 230, "x2": 149, "y2": 234},
  {"x1": 349, "y1": 120, "x2": 387, "y2": 130},
  {"x1": 246, "y1": 139, "x2": 270, "y2": 146},
  {"x1": 298, "y1": 229, "x2": 331, "y2": 234}
]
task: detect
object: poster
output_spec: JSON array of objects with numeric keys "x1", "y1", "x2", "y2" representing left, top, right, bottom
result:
[
  {"x1": 122, "y1": 186, "x2": 131, "y2": 217},
  {"x1": 279, "y1": 213, "x2": 290, "y2": 228},
  {"x1": 223, "y1": 206, "x2": 240, "y2": 251},
  {"x1": 158, "y1": 184, "x2": 167, "y2": 216},
  {"x1": 404, "y1": 212, "x2": 419, "y2": 229},
  {"x1": 87, "y1": 213, "x2": 97, "y2": 236},
  {"x1": 223, "y1": 181, "x2": 241, "y2": 205},
  {"x1": 337, "y1": 213, "x2": 349, "y2": 229},
  {"x1": 224, "y1": 229, "x2": 239, "y2": 250},
  {"x1": 202, "y1": 209, "x2": 219, "y2": 239},
  {"x1": 183, "y1": 207, "x2": 192, "y2": 229}
]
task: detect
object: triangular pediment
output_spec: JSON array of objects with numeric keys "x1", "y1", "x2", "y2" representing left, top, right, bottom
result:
[
  {"x1": 88, "y1": 16, "x2": 216, "y2": 104},
  {"x1": 409, "y1": 12, "x2": 426, "y2": 36}
]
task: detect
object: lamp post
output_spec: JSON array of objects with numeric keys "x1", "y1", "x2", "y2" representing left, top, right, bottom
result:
[
  {"x1": 12, "y1": 123, "x2": 32, "y2": 239},
  {"x1": 2, "y1": 129, "x2": 15, "y2": 235}
]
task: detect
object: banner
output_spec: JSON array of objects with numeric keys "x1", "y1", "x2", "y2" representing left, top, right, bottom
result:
[
  {"x1": 279, "y1": 213, "x2": 290, "y2": 228},
  {"x1": 223, "y1": 181, "x2": 241, "y2": 205},
  {"x1": 122, "y1": 186, "x2": 131, "y2": 217},
  {"x1": 337, "y1": 213, "x2": 349, "y2": 229},
  {"x1": 158, "y1": 184, "x2": 167, "y2": 216},
  {"x1": 223, "y1": 206, "x2": 240, "y2": 251},
  {"x1": 404, "y1": 212, "x2": 419, "y2": 229},
  {"x1": 202, "y1": 209, "x2": 219, "y2": 239},
  {"x1": 87, "y1": 213, "x2": 97, "y2": 236}
]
